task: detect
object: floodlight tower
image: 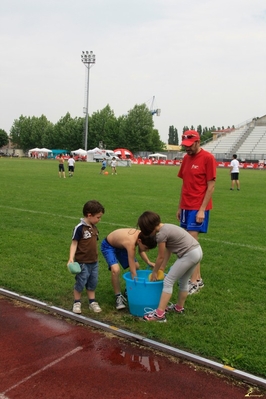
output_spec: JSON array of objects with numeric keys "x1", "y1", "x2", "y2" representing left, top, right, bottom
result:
[{"x1": 81, "y1": 50, "x2": 96, "y2": 151}]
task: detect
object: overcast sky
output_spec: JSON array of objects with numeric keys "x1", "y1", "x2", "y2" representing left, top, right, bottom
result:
[{"x1": 1, "y1": 0, "x2": 265, "y2": 143}]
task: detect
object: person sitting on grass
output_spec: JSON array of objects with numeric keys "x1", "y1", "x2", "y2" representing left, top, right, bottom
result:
[
  {"x1": 137, "y1": 211, "x2": 203, "y2": 322},
  {"x1": 101, "y1": 228, "x2": 157, "y2": 310}
]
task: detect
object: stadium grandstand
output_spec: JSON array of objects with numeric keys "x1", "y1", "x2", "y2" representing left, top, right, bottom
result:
[{"x1": 202, "y1": 114, "x2": 266, "y2": 162}]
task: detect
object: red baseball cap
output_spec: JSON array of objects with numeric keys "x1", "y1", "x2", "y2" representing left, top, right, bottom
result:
[{"x1": 181, "y1": 130, "x2": 200, "y2": 146}]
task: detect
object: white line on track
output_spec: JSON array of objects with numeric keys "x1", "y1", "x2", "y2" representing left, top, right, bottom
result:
[
  {"x1": 1, "y1": 204, "x2": 265, "y2": 252},
  {"x1": 1, "y1": 346, "x2": 83, "y2": 396}
]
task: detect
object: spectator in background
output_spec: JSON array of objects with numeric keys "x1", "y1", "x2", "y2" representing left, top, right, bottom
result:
[
  {"x1": 100, "y1": 158, "x2": 107, "y2": 174},
  {"x1": 58, "y1": 154, "x2": 66, "y2": 178},
  {"x1": 111, "y1": 157, "x2": 117, "y2": 175},
  {"x1": 68, "y1": 154, "x2": 75, "y2": 177},
  {"x1": 230, "y1": 154, "x2": 240, "y2": 190}
]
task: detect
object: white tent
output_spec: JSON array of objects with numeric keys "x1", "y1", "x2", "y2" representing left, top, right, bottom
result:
[
  {"x1": 148, "y1": 153, "x2": 167, "y2": 160},
  {"x1": 39, "y1": 147, "x2": 52, "y2": 153},
  {"x1": 87, "y1": 147, "x2": 100, "y2": 153},
  {"x1": 29, "y1": 147, "x2": 41, "y2": 152},
  {"x1": 72, "y1": 148, "x2": 87, "y2": 155}
]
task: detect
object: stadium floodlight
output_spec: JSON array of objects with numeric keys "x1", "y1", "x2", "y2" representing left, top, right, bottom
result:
[{"x1": 81, "y1": 51, "x2": 96, "y2": 151}]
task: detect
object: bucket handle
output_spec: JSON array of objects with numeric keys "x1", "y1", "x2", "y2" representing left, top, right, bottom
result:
[{"x1": 134, "y1": 277, "x2": 146, "y2": 287}]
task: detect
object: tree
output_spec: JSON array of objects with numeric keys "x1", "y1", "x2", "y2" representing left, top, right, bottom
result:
[
  {"x1": 89, "y1": 105, "x2": 118, "y2": 149},
  {"x1": 168, "y1": 125, "x2": 179, "y2": 145},
  {"x1": 0, "y1": 129, "x2": 9, "y2": 148},
  {"x1": 197, "y1": 125, "x2": 202, "y2": 136},
  {"x1": 53, "y1": 113, "x2": 84, "y2": 151},
  {"x1": 150, "y1": 129, "x2": 165, "y2": 152},
  {"x1": 123, "y1": 104, "x2": 154, "y2": 152},
  {"x1": 10, "y1": 115, "x2": 54, "y2": 151}
]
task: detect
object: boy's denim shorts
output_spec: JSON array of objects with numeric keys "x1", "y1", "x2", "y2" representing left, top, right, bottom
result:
[
  {"x1": 74, "y1": 262, "x2": 98, "y2": 292},
  {"x1": 180, "y1": 210, "x2": 210, "y2": 233}
]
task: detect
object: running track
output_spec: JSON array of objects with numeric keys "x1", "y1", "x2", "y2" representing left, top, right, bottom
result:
[{"x1": 1, "y1": 296, "x2": 265, "y2": 399}]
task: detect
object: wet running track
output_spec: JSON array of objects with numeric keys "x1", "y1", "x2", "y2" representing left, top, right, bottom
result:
[{"x1": 1, "y1": 296, "x2": 265, "y2": 399}]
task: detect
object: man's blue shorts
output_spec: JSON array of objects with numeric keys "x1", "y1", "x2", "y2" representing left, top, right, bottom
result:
[
  {"x1": 101, "y1": 238, "x2": 137, "y2": 270},
  {"x1": 180, "y1": 210, "x2": 210, "y2": 233}
]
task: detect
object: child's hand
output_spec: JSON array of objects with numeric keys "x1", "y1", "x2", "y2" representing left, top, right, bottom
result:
[{"x1": 150, "y1": 271, "x2": 158, "y2": 282}]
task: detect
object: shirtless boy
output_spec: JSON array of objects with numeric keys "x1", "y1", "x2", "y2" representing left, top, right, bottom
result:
[{"x1": 101, "y1": 228, "x2": 156, "y2": 310}]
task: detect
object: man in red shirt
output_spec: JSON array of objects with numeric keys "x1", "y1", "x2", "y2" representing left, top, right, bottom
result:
[{"x1": 177, "y1": 130, "x2": 216, "y2": 294}]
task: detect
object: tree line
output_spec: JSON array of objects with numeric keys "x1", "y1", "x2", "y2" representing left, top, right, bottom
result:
[
  {"x1": 1, "y1": 104, "x2": 164, "y2": 153},
  {"x1": 0, "y1": 102, "x2": 235, "y2": 152},
  {"x1": 168, "y1": 125, "x2": 235, "y2": 145}
]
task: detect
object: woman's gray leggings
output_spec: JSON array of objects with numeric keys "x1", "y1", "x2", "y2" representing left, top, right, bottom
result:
[{"x1": 162, "y1": 246, "x2": 203, "y2": 294}]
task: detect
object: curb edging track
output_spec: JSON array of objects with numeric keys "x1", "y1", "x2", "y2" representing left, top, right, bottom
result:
[{"x1": 1, "y1": 288, "x2": 265, "y2": 390}]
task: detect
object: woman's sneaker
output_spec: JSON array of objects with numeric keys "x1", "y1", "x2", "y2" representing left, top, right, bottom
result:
[
  {"x1": 72, "y1": 302, "x2": 81, "y2": 314},
  {"x1": 115, "y1": 294, "x2": 127, "y2": 310},
  {"x1": 197, "y1": 279, "x2": 204, "y2": 289},
  {"x1": 89, "y1": 301, "x2": 102, "y2": 313},
  {"x1": 188, "y1": 282, "x2": 199, "y2": 295},
  {"x1": 165, "y1": 303, "x2": 184, "y2": 314},
  {"x1": 143, "y1": 309, "x2": 166, "y2": 322}
]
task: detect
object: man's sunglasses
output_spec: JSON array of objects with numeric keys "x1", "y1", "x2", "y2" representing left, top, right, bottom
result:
[{"x1": 182, "y1": 134, "x2": 197, "y2": 139}]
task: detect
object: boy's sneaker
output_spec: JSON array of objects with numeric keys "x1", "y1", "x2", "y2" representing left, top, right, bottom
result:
[
  {"x1": 115, "y1": 294, "x2": 127, "y2": 310},
  {"x1": 197, "y1": 279, "x2": 204, "y2": 289},
  {"x1": 165, "y1": 303, "x2": 184, "y2": 314},
  {"x1": 188, "y1": 283, "x2": 199, "y2": 295},
  {"x1": 143, "y1": 309, "x2": 166, "y2": 322},
  {"x1": 72, "y1": 302, "x2": 81, "y2": 314},
  {"x1": 89, "y1": 301, "x2": 102, "y2": 313}
]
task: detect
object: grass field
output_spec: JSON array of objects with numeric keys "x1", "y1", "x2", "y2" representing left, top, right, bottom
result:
[{"x1": 0, "y1": 157, "x2": 266, "y2": 377}]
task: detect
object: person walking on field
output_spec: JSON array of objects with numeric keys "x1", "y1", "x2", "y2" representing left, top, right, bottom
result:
[
  {"x1": 58, "y1": 154, "x2": 66, "y2": 178},
  {"x1": 230, "y1": 154, "x2": 240, "y2": 190},
  {"x1": 177, "y1": 130, "x2": 216, "y2": 295},
  {"x1": 68, "y1": 154, "x2": 75, "y2": 177}
]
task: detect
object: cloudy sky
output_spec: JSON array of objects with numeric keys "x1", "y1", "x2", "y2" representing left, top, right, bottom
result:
[{"x1": 1, "y1": 0, "x2": 265, "y2": 143}]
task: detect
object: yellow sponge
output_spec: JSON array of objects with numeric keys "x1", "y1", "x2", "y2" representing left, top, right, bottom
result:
[{"x1": 148, "y1": 270, "x2": 164, "y2": 281}]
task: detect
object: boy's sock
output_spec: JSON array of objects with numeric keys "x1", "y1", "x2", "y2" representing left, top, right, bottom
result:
[
  {"x1": 89, "y1": 299, "x2": 96, "y2": 304},
  {"x1": 74, "y1": 300, "x2": 81, "y2": 303}
]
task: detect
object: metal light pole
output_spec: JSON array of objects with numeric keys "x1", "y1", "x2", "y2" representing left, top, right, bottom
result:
[{"x1": 81, "y1": 50, "x2": 96, "y2": 151}]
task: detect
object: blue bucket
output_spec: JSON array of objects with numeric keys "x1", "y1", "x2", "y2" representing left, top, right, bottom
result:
[{"x1": 123, "y1": 270, "x2": 164, "y2": 317}]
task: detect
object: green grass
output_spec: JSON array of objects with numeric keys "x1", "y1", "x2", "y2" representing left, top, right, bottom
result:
[{"x1": 1, "y1": 157, "x2": 266, "y2": 377}]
